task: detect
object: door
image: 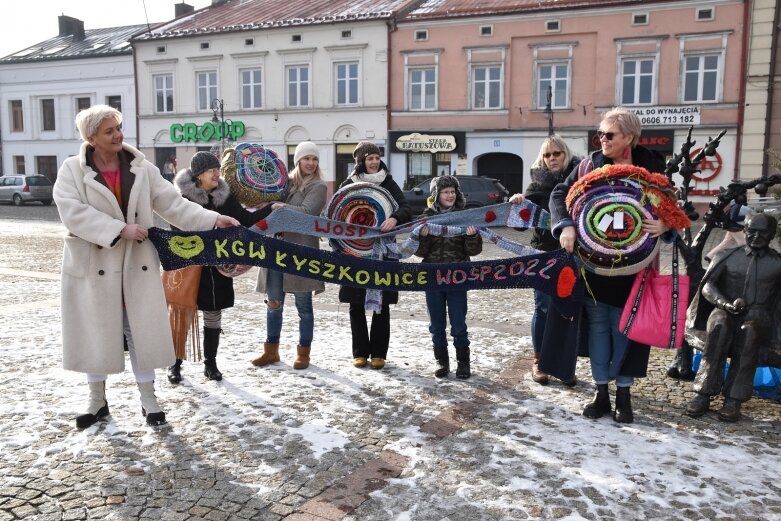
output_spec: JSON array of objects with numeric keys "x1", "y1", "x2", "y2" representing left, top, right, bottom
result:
[{"x1": 475, "y1": 152, "x2": 524, "y2": 195}]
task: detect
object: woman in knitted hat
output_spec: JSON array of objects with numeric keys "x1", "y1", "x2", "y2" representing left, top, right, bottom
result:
[
  {"x1": 251, "y1": 141, "x2": 327, "y2": 370},
  {"x1": 167, "y1": 151, "x2": 273, "y2": 384},
  {"x1": 414, "y1": 176, "x2": 482, "y2": 378},
  {"x1": 509, "y1": 134, "x2": 581, "y2": 387},
  {"x1": 338, "y1": 141, "x2": 412, "y2": 369},
  {"x1": 53, "y1": 105, "x2": 240, "y2": 429}
]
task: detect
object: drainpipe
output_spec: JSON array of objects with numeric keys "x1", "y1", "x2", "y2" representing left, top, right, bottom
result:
[
  {"x1": 386, "y1": 17, "x2": 394, "y2": 175},
  {"x1": 734, "y1": 0, "x2": 750, "y2": 181},
  {"x1": 761, "y1": 0, "x2": 781, "y2": 177},
  {"x1": 132, "y1": 42, "x2": 140, "y2": 149}
]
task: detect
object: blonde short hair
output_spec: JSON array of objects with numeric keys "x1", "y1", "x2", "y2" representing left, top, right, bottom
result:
[
  {"x1": 75, "y1": 104, "x2": 122, "y2": 142},
  {"x1": 531, "y1": 134, "x2": 574, "y2": 169},
  {"x1": 602, "y1": 107, "x2": 642, "y2": 148}
]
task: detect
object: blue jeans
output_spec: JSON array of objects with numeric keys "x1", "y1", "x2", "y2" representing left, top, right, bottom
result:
[
  {"x1": 531, "y1": 289, "x2": 550, "y2": 354},
  {"x1": 584, "y1": 299, "x2": 633, "y2": 387},
  {"x1": 425, "y1": 290, "x2": 469, "y2": 350},
  {"x1": 265, "y1": 269, "x2": 314, "y2": 346}
]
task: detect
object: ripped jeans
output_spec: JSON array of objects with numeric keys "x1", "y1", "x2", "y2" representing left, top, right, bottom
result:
[{"x1": 265, "y1": 269, "x2": 314, "y2": 346}]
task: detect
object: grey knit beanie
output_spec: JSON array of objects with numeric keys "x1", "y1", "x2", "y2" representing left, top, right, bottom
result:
[{"x1": 190, "y1": 151, "x2": 220, "y2": 178}]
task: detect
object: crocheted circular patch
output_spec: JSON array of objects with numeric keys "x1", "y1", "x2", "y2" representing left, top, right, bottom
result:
[
  {"x1": 216, "y1": 264, "x2": 253, "y2": 278},
  {"x1": 221, "y1": 143, "x2": 288, "y2": 206},
  {"x1": 326, "y1": 182, "x2": 398, "y2": 258},
  {"x1": 566, "y1": 168, "x2": 672, "y2": 276}
]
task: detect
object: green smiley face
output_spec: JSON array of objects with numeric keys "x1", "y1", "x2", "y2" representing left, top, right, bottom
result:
[{"x1": 169, "y1": 235, "x2": 205, "y2": 259}]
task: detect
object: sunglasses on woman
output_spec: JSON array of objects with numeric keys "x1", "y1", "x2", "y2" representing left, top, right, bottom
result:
[
  {"x1": 543, "y1": 151, "x2": 563, "y2": 159},
  {"x1": 596, "y1": 130, "x2": 619, "y2": 141}
]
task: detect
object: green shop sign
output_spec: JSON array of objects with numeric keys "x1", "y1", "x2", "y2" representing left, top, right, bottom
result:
[{"x1": 170, "y1": 121, "x2": 246, "y2": 143}]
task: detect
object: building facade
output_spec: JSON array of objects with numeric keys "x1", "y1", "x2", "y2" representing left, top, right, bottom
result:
[
  {"x1": 389, "y1": 0, "x2": 745, "y2": 200},
  {"x1": 132, "y1": 0, "x2": 419, "y2": 196},
  {"x1": 0, "y1": 17, "x2": 143, "y2": 180}
]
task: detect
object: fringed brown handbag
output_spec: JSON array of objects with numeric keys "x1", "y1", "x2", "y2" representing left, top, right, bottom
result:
[{"x1": 162, "y1": 266, "x2": 202, "y2": 361}]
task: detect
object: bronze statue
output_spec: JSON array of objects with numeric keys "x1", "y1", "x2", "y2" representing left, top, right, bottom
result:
[{"x1": 685, "y1": 213, "x2": 781, "y2": 421}]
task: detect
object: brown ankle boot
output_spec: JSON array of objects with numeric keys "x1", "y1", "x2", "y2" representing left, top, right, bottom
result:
[
  {"x1": 293, "y1": 345, "x2": 311, "y2": 370},
  {"x1": 251, "y1": 342, "x2": 280, "y2": 367},
  {"x1": 532, "y1": 352, "x2": 549, "y2": 385}
]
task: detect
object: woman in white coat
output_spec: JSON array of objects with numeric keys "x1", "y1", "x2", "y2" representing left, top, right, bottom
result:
[{"x1": 54, "y1": 105, "x2": 239, "y2": 429}]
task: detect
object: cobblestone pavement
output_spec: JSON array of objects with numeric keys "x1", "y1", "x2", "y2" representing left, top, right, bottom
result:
[{"x1": 0, "y1": 205, "x2": 779, "y2": 521}]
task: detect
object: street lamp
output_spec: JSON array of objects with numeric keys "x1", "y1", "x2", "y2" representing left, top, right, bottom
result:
[
  {"x1": 543, "y1": 85, "x2": 554, "y2": 136},
  {"x1": 210, "y1": 98, "x2": 228, "y2": 154}
]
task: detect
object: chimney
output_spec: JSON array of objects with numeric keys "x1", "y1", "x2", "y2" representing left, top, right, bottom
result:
[
  {"x1": 58, "y1": 15, "x2": 85, "y2": 41},
  {"x1": 175, "y1": 2, "x2": 195, "y2": 17}
]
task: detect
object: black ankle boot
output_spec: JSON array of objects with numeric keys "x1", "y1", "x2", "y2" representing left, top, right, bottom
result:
[
  {"x1": 613, "y1": 386, "x2": 634, "y2": 424},
  {"x1": 455, "y1": 347, "x2": 471, "y2": 379},
  {"x1": 167, "y1": 359, "x2": 183, "y2": 384},
  {"x1": 203, "y1": 327, "x2": 223, "y2": 381},
  {"x1": 583, "y1": 384, "x2": 611, "y2": 419},
  {"x1": 433, "y1": 347, "x2": 449, "y2": 378}
]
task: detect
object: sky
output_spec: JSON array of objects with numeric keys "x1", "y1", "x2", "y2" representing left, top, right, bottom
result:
[{"x1": 0, "y1": 0, "x2": 212, "y2": 59}]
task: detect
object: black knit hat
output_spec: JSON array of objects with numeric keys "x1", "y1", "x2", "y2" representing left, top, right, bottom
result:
[
  {"x1": 190, "y1": 151, "x2": 220, "y2": 178},
  {"x1": 353, "y1": 141, "x2": 381, "y2": 164}
]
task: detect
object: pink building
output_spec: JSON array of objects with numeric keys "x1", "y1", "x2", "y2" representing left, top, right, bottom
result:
[{"x1": 389, "y1": 0, "x2": 745, "y2": 199}]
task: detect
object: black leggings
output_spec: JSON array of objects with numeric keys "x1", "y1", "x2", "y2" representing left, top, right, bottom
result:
[{"x1": 349, "y1": 302, "x2": 390, "y2": 359}]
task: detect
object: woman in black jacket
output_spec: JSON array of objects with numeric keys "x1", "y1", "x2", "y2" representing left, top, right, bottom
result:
[
  {"x1": 510, "y1": 134, "x2": 580, "y2": 386},
  {"x1": 337, "y1": 141, "x2": 412, "y2": 370},
  {"x1": 167, "y1": 151, "x2": 272, "y2": 383}
]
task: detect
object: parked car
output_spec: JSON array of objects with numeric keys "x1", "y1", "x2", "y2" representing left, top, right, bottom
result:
[
  {"x1": 0, "y1": 175, "x2": 54, "y2": 206},
  {"x1": 402, "y1": 175, "x2": 510, "y2": 215}
]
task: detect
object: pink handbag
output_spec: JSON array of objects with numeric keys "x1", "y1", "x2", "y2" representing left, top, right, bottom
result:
[{"x1": 619, "y1": 246, "x2": 689, "y2": 349}]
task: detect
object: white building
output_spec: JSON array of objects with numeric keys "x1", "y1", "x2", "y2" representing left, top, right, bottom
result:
[
  {"x1": 0, "y1": 16, "x2": 144, "y2": 180},
  {"x1": 132, "y1": 0, "x2": 419, "y2": 195}
]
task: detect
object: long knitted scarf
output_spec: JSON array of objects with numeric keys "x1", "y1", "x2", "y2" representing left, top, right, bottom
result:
[{"x1": 148, "y1": 225, "x2": 584, "y2": 318}]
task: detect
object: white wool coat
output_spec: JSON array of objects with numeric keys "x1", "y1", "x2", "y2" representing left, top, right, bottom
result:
[{"x1": 54, "y1": 142, "x2": 219, "y2": 374}]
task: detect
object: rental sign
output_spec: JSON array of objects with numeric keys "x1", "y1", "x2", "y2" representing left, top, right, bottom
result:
[{"x1": 169, "y1": 121, "x2": 246, "y2": 143}]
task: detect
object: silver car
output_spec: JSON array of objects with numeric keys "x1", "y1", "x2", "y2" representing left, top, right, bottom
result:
[{"x1": 0, "y1": 175, "x2": 54, "y2": 206}]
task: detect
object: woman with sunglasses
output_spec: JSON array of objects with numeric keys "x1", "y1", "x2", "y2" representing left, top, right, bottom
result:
[
  {"x1": 548, "y1": 107, "x2": 670, "y2": 424},
  {"x1": 510, "y1": 135, "x2": 581, "y2": 386}
]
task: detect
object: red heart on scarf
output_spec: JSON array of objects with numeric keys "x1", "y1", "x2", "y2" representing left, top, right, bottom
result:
[
  {"x1": 556, "y1": 266, "x2": 577, "y2": 298},
  {"x1": 256, "y1": 219, "x2": 268, "y2": 231},
  {"x1": 519, "y1": 208, "x2": 531, "y2": 221},
  {"x1": 484, "y1": 210, "x2": 497, "y2": 223}
]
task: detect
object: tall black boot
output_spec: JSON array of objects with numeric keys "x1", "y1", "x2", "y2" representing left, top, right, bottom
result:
[
  {"x1": 203, "y1": 327, "x2": 223, "y2": 381},
  {"x1": 433, "y1": 346, "x2": 450, "y2": 378},
  {"x1": 613, "y1": 386, "x2": 634, "y2": 423},
  {"x1": 455, "y1": 346, "x2": 471, "y2": 379},
  {"x1": 583, "y1": 384, "x2": 611, "y2": 419},
  {"x1": 167, "y1": 359, "x2": 183, "y2": 384}
]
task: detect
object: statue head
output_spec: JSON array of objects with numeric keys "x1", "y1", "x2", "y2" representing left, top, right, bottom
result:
[{"x1": 744, "y1": 213, "x2": 777, "y2": 251}]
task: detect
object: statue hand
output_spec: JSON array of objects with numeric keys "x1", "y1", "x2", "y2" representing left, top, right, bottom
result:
[{"x1": 722, "y1": 298, "x2": 746, "y2": 316}]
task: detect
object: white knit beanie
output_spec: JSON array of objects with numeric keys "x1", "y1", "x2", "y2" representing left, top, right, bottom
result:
[{"x1": 294, "y1": 141, "x2": 319, "y2": 166}]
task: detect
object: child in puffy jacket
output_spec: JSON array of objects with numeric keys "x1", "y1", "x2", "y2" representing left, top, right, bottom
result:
[{"x1": 414, "y1": 176, "x2": 482, "y2": 378}]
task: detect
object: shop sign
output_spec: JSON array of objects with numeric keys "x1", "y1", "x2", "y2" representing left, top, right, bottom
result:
[
  {"x1": 395, "y1": 133, "x2": 457, "y2": 153},
  {"x1": 629, "y1": 106, "x2": 700, "y2": 127},
  {"x1": 170, "y1": 121, "x2": 246, "y2": 143}
]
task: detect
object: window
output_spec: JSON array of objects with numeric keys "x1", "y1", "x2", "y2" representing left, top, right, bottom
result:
[
  {"x1": 76, "y1": 97, "x2": 90, "y2": 113},
  {"x1": 415, "y1": 30, "x2": 428, "y2": 41},
  {"x1": 292, "y1": 34, "x2": 302, "y2": 43},
  {"x1": 620, "y1": 58, "x2": 655, "y2": 105},
  {"x1": 408, "y1": 153, "x2": 432, "y2": 180},
  {"x1": 14, "y1": 156, "x2": 25, "y2": 174},
  {"x1": 545, "y1": 20, "x2": 560, "y2": 32},
  {"x1": 480, "y1": 25, "x2": 493, "y2": 37},
  {"x1": 36, "y1": 156, "x2": 58, "y2": 177},
  {"x1": 697, "y1": 7, "x2": 714, "y2": 21},
  {"x1": 41, "y1": 99, "x2": 55, "y2": 131},
  {"x1": 156, "y1": 45, "x2": 166, "y2": 54},
  {"x1": 683, "y1": 53, "x2": 720, "y2": 102},
  {"x1": 197, "y1": 71, "x2": 218, "y2": 111},
  {"x1": 633, "y1": 13, "x2": 649, "y2": 25},
  {"x1": 105, "y1": 95, "x2": 121, "y2": 112},
  {"x1": 200, "y1": 42, "x2": 210, "y2": 50},
  {"x1": 335, "y1": 62, "x2": 359, "y2": 105},
  {"x1": 537, "y1": 63, "x2": 569, "y2": 109},
  {"x1": 472, "y1": 65, "x2": 502, "y2": 109},
  {"x1": 341, "y1": 30, "x2": 352, "y2": 39},
  {"x1": 10, "y1": 100, "x2": 23, "y2": 132},
  {"x1": 241, "y1": 68, "x2": 263, "y2": 109},
  {"x1": 154, "y1": 74, "x2": 174, "y2": 113},
  {"x1": 245, "y1": 38, "x2": 254, "y2": 46},
  {"x1": 409, "y1": 67, "x2": 436, "y2": 110},
  {"x1": 287, "y1": 65, "x2": 310, "y2": 107}
]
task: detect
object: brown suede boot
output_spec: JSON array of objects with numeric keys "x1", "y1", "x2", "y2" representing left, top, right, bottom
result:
[
  {"x1": 532, "y1": 352, "x2": 549, "y2": 385},
  {"x1": 251, "y1": 342, "x2": 280, "y2": 367},
  {"x1": 293, "y1": 345, "x2": 311, "y2": 370}
]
